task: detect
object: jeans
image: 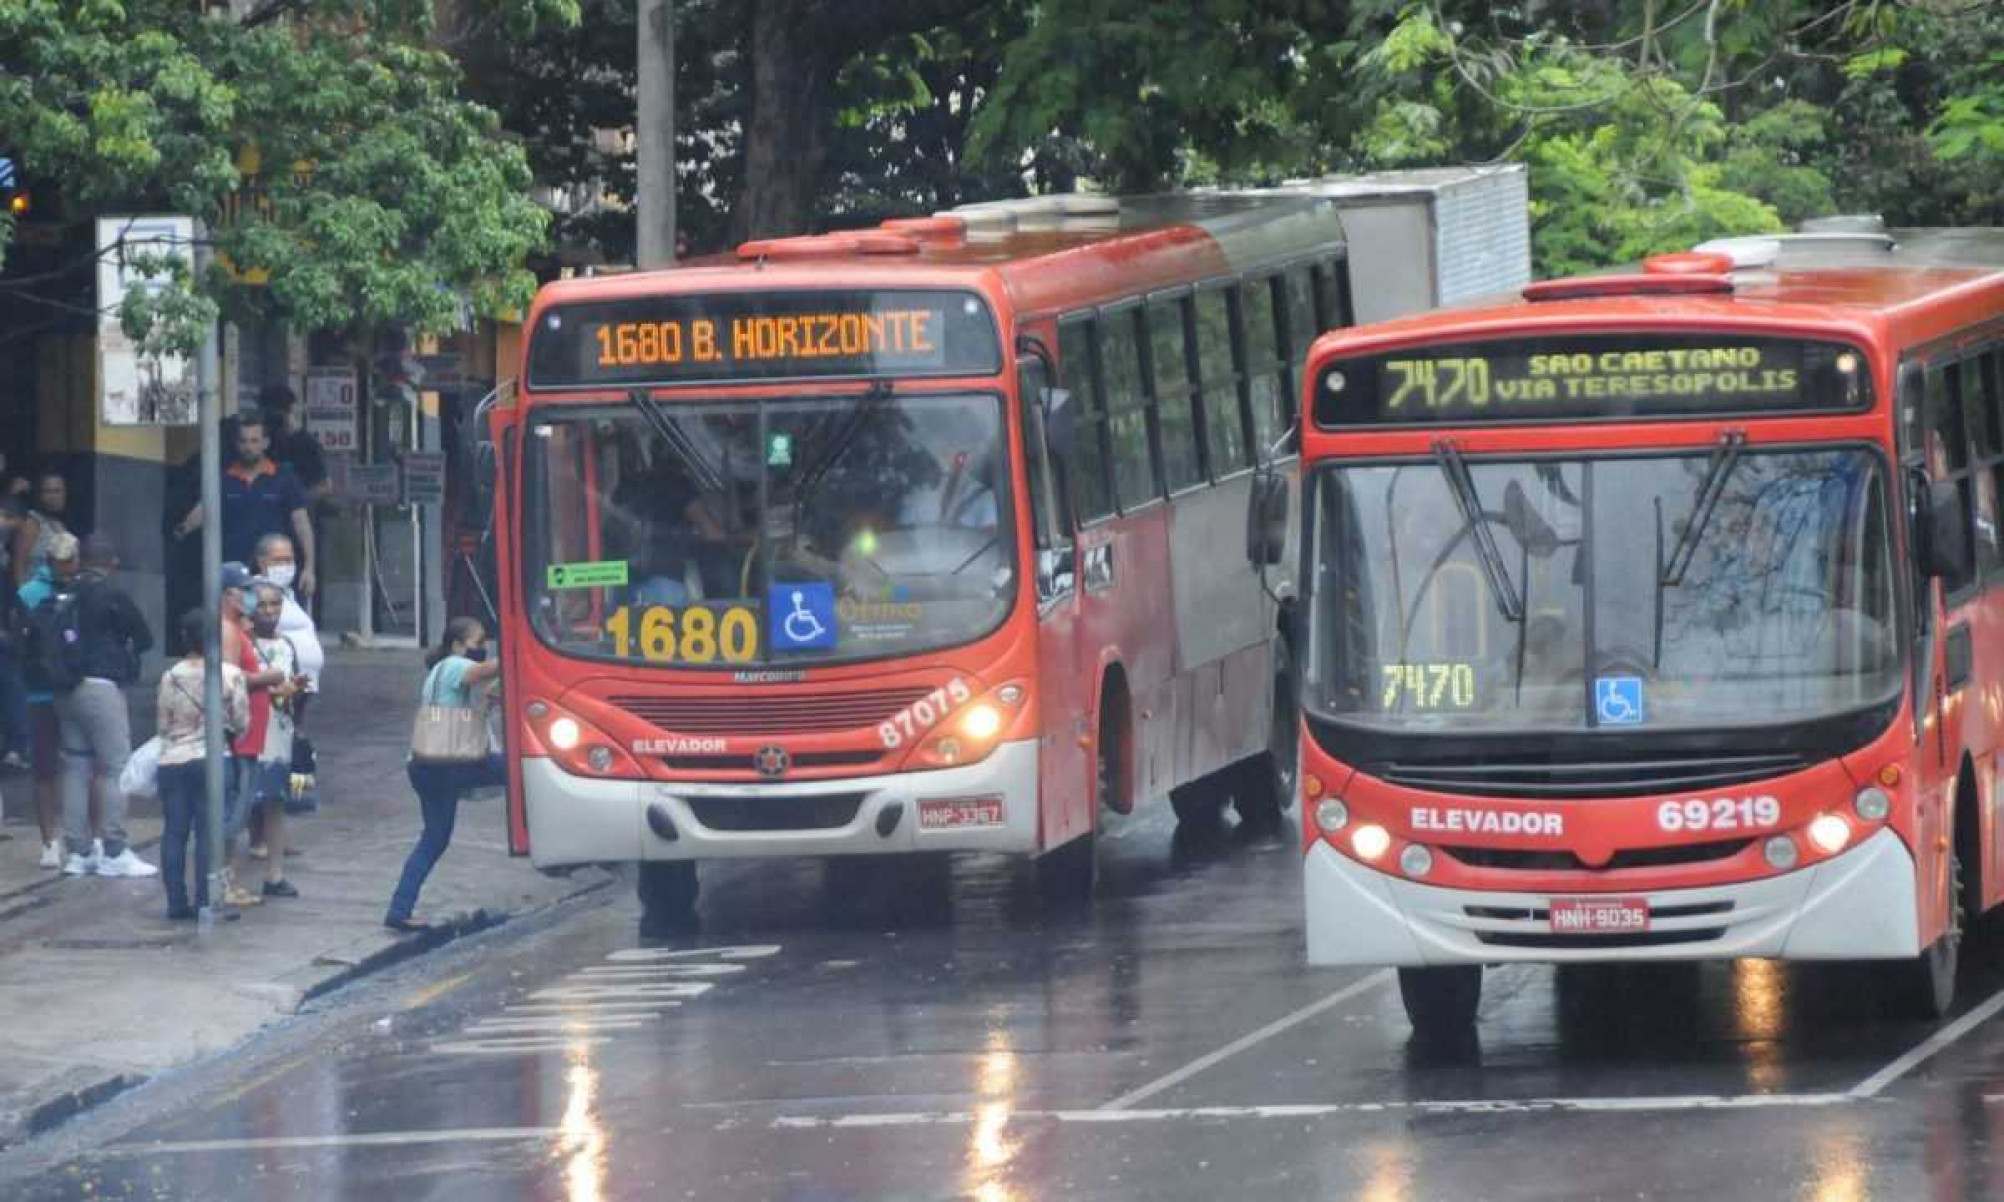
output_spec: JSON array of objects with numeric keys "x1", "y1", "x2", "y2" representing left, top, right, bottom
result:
[
  {"x1": 57, "y1": 678, "x2": 131, "y2": 857},
  {"x1": 0, "y1": 644, "x2": 30, "y2": 761},
  {"x1": 387, "y1": 755, "x2": 506, "y2": 923},
  {"x1": 158, "y1": 762, "x2": 212, "y2": 913}
]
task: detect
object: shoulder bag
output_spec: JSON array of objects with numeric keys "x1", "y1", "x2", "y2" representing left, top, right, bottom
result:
[{"x1": 409, "y1": 661, "x2": 490, "y2": 764}]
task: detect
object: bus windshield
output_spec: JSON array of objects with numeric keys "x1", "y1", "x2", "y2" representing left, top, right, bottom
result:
[
  {"x1": 1304, "y1": 447, "x2": 1901, "y2": 732},
  {"x1": 523, "y1": 391, "x2": 1015, "y2": 668}
]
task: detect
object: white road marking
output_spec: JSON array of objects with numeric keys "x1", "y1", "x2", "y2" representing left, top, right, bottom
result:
[
  {"x1": 1097, "y1": 969, "x2": 1395, "y2": 1111},
  {"x1": 96, "y1": 1126, "x2": 563, "y2": 1156},
  {"x1": 1849, "y1": 982, "x2": 2004, "y2": 1098},
  {"x1": 772, "y1": 1092, "x2": 1858, "y2": 1129}
]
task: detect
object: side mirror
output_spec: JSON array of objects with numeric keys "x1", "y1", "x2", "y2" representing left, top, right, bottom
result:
[
  {"x1": 1043, "y1": 387, "x2": 1077, "y2": 463},
  {"x1": 1246, "y1": 468, "x2": 1289, "y2": 566},
  {"x1": 1923, "y1": 478, "x2": 1972, "y2": 580}
]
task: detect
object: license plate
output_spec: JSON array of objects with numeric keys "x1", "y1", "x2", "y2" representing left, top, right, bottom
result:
[
  {"x1": 1548, "y1": 897, "x2": 1650, "y2": 934},
  {"x1": 918, "y1": 796, "x2": 1004, "y2": 831}
]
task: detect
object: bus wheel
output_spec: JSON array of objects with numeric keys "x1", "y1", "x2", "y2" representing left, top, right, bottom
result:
[
  {"x1": 1893, "y1": 846, "x2": 1962, "y2": 1020},
  {"x1": 1233, "y1": 638, "x2": 1298, "y2": 834},
  {"x1": 637, "y1": 861, "x2": 699, "y2": 933},
  {"x1": 1398, "y1": 965, "x2": 1482, "y2": 1036}
]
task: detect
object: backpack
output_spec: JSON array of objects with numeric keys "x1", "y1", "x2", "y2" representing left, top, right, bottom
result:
[{"x1": 20, "y1": 587, "x2": 85, "y2": 694}]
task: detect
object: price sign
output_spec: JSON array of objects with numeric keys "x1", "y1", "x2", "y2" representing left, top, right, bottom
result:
[{"x1": 305, "y1": 367, "x2": 359, "y2": 452}]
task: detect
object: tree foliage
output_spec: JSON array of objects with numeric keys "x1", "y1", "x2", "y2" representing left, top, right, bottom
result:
[{"x1": 0, "y1": 0, "x2": 568, "y2": 351}]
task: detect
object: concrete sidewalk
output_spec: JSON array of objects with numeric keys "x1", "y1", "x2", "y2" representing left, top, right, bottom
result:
[{"x1": 0, "y1": 649, "x2": 613, "y2": 1147}]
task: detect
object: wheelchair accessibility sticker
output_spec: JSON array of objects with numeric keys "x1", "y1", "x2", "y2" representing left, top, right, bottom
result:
[
  {"x1": 1594, "y1": 676, "x2": 1644, "y2": 726},
  {"x1": 770, "y1": 582, "x2": 837, "y2": 651}
]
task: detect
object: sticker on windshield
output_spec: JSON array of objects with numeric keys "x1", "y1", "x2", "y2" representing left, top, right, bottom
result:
[
  {"x1": 546, "y1": 559, "x2": 629, "y2": 590},
  {"x1": 840, "y1": 589, "x2": 923, "y2": 644},
  {"x1": 770, "y1": 582, "x2": 837, "y2": 651},
  {"x1": 1595, "y1": 676, "x2": 1644, "y2": 726}
]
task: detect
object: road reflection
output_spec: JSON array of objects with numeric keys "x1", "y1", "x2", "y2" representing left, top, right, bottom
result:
[
  {"x1": 559, "y1": 1045, "x2": 607, "y2": 1202},
  {"x1": 965, "y1": 1029, "x2": 1021, "y2": 1202}
]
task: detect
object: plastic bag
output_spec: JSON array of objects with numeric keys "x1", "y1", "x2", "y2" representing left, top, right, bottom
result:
[{"x1": 120, "y1": 736, "x2": 162, "y2": 800}]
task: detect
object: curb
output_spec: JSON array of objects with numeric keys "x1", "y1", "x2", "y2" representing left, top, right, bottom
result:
[{"x1": 1, "y1": 867, "x2": 618, "y2": 1150}]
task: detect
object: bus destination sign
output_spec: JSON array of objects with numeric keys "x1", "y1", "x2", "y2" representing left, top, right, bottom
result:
[
  {"x1": 1315, "y1": 334, "x2": 1869, "y2": 427},
  {"x1": 527, "y1": 289, "x2": 1002, "y2": 389}
]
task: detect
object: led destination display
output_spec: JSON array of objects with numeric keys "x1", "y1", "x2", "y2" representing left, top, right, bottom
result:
[
  {"x1": 1315, "y1": 334, "x2": 1870, "y2": 426},
  {"x1": 527, "y1": 289, "x2": 1001, "y2": 389}
]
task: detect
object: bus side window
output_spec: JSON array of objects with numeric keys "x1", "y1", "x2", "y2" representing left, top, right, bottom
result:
[
  {"x1": 1059, "y1": 316, "x2": 1116, "y2": 523},
  {"x1": 1313, "y1": 256, "x2": 1351, "y2": 330},
  {"x1": 1194, "y1": 285, "x2": 1249, "y2": 478},
  {"x1": 1279, "y1": 264, "x2": 1317, "y2": 437},
  {"x1": 1965, "y1": 353, "x2": 2002, "y2": 579},
  {"x1": 1102, "y1": 305, "x2": 1157, "y2": 510},
  {"x1": 1927, "y1": 363, "x2": 1977, "y2": 597},
  {"x1": 1017, "y1": 357, "x2": 1061, "y2": 551},
  {"x1": 1988, "y1": 350, "x2": 2004, "y2": 580},
  {"x1": 1241, "y1": 276, "x2": 1285, "y2": 457},
  {"x1": 1148, "y1": 296, "x2": 1203, "y2": 492}
]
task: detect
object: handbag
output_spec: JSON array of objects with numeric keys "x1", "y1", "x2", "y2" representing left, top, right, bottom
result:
[
  {"x1": 409, "y1": 661, "x2": 490, "y2": 764},
  {"x1": 119, "y1": 736, "x2": 162, "y2": 800}
]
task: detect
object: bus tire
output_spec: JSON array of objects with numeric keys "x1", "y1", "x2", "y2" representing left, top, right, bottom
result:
[
  {"x1": 636, "y1": 861, "x2": 699, "y2": 932},
  {"x1": 1398, "y1": 965, "x2": 1482, "y2": 1036},
  {"x1": 1893, "y1": 844, "x2": 1962, "y2": 1021},
  {"x1": 1233, "y1": 637, "x2": 1298, "y2": 833}
]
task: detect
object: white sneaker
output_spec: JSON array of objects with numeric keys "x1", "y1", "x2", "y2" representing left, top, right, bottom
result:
[
  {"x1": 96, "y1": 849, "x2": 158, "y2": 878},
  {"x1": 61, "y1": 851, "x2": 95, "y2": 876},
  {"x1": 38, "y1": 841, "x2": 61, "y2": 870},
  {"x1": 91, "y1": 838, "x2": 104, "y2": 861}
]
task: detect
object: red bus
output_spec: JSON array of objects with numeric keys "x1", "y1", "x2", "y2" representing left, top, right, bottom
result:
[
  {"x1": 488, "y1": 191, "x2": 1356, "y2": 927},
  {"x1": 1293, "y1": 224, "x2": 2004, "y2": 1033}
]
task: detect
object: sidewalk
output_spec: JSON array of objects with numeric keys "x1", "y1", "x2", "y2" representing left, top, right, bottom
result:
[{"x1": 0, "y1": 648, "x2": 614, "y2": 1147}]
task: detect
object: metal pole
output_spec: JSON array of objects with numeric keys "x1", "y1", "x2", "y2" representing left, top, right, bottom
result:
[
  {"x1": 194, "y1": 222, "x2": 226, "y2": 921},
  {"x1": 636, "y1": 0, "x2": 676, "y2": 269}
]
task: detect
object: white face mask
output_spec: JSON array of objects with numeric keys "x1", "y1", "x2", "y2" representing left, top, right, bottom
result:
[{"x1": 265, "y1": 563, "x2": 297, "y2": 590}]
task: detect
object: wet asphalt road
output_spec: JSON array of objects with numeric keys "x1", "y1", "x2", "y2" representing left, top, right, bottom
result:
[{"x1": 14, "y1": 803, "x2": 2004, "y2": 1201}]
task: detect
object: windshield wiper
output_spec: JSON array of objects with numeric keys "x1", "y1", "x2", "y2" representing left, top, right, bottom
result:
[
  {"x1": 1432, "y1": 439, "x2": 1523, "y2": 622},
  {"x1": 627, "y1": 388, "x2": 724, "y2": 494},
  {"x1": 1659, "y1": 430, "x2": 1746, "y2": 587}
]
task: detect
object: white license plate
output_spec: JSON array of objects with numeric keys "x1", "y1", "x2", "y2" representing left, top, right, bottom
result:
[
  {"x1": 1548, "y1": 897, "x2": 1650, "y2": 934},
  {"x1": 917, "y1": 796, "x2": 1004, "y2": 830}
]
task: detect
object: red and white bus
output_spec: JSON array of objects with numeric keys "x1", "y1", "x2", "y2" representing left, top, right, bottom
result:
[
  {"x1": 487, "y1": 190, "x2": 1359, "y2": 926},
  {"x1": 1294, "y1": 224, "x2": 2004, "y2": 1032}
]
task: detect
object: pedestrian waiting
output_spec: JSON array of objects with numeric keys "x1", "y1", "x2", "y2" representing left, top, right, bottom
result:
[
  {"x1": 155, "y1": 610, "x2": 249, "y2": 920},
  {"x1": 248, "y1": 532, "x2": 322, "y2": 857},
  {"x1": 217, "y1": 563, "x2": 282, "y2": 908},
  {"x1": 386, "y1": 617, "x2": 502, "y2": 934},
  {"x1": 232, "y1": 582, "x2": 304, "y2": 899},
  {"x1": 52, "y1": 534, "x2": 155, "y2": 877}
]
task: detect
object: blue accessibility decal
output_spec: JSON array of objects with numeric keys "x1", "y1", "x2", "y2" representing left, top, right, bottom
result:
[
  {"x1": 769, "y1": 582, "x2": 837, "y2": 651},
  {"x1": 1594, "y1": 676, "x2": 1644, "y2": 726}
]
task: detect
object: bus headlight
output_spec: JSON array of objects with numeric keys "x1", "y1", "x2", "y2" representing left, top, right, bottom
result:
[
  {"x1": 1314, "y1": 798, "x2": 1349, "y2": 834},
  {"x1": 1351, "y1": 824, "x2": 1391, "y2": 862},
  {"x1": 1764, "y1": 836, "x2": 1799, "y2": 870},
  {"x1": 1399, "y1": 843, "x2": 1434, "y2": 877},
  {"x1": 1853, "y1": 786, "x2": 1891, "y2": 823},
  {"x1": 1807, "y1": 813, "x2": 1851, "y2": 855},
  {"x1": 548, "y1": 717, "x2": 582, "y2": 751},
  {"x1": 586, "y1": 746, "x2": 615, "y2": 774},
  {"x1": 905, "y1": 682, "x2": 1030, "y2": 770}
]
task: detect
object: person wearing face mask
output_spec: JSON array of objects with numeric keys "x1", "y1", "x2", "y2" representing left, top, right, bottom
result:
[
  {"x1": 232, "y1": 582, "x2": 303, "y2": 899},
  {"x1": 247, "y1": 533, "x2": 323, "y2": 860},
  {"x1": 172, "y1": 414, "x2": 316, "y2": 603},
  {"x1": 385, "y1": 617, "x2": 502, "y2": 932},
  {"x1": 218, "y1": 562, "x2": 284, "y2": 907}
]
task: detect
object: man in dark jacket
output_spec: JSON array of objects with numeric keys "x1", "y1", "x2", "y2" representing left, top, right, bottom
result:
[{"x1": 52, "y1": 534, "x2": 156, "y2": 877}]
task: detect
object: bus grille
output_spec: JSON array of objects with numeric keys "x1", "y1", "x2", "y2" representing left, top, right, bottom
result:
[
  {"x1": 1442, "y1": 838, "x2": 1752, "y2": 873},
  {"x1": 610, "y1": 687, "x2": 933, "y2": 735},
  {"x1": 1473, "y1": 928, "x2": 1726, "y2": 950},
  {"x1": 661, "y1": 749, "x2": 885, "y2": 773},
  {"x1": 1376, "y1": 751, "x2": 1809, "y2": 800},
  {"x1": 684, "y1": 792, "x2": 867, "y2": 832}
]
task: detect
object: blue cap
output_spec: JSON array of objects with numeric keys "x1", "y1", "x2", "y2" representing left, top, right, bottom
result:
[{"x1": 219, "y1": 561, "x2": 253, "y2": 591}]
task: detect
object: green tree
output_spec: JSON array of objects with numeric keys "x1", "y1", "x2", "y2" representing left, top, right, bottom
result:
[{"x1": 0, "y1": 0, "x2": 570, "y2": 350}]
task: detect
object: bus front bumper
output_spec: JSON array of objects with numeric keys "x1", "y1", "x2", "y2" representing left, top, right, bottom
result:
[
  {"x1": 524, "y1": 739, "x2": 1040, "y2": 867},
  {"x1": 1303, "y1": 828, "x2": 1921, "y2": 967}
]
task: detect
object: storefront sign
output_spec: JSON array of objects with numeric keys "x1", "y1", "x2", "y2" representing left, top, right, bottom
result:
[
  {"x1": 304, "y1": 367, "x2": 359, "y2": 452},
  {"x1": 96, "y1": 216, "x2": 197, "y2": 426},
  {"x1": 402, "y1": 451, "x2": 446, "y2": 505}
]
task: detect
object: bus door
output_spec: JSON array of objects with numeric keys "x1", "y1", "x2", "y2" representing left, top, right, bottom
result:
[{"x1": 1020, "y1": 355, "x2": 1089, "y2": 847}]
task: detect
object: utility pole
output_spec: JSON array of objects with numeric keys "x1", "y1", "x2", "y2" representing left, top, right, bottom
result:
[
  {"x1": 193, "y1": 221, "x2": 226, "y2": 925},
  {"x1": 636, "y1": 0, "x2": 676, "y2": 269}
]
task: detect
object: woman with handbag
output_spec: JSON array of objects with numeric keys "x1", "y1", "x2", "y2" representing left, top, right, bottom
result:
[
  {"x1": 156, "y1": 610, "x2": 250, "y2": 920},
  {"x1": 385, "y1": 616, "x2": 502, "y2": 933}
]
